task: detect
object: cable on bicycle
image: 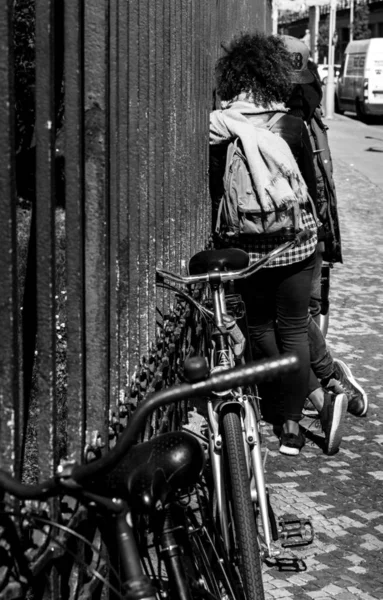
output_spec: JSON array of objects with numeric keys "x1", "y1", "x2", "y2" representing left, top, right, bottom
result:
[
  {"x1": 157, "y1": 278, "x2": 244, "y2": 358},
  {"x1": 156, "y1": 279, "x2": 220, "y2": 330}
]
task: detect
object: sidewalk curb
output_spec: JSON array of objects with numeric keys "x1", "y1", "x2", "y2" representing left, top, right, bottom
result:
[{"x1": 323, "y1": 112, "x2": 360, "y2": 125}]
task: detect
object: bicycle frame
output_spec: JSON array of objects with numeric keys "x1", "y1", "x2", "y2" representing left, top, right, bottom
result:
[
  {"x1": 204, "y1": 276, "x2": 277, "y2": 559},
  {"x1": 156, "y1": 239, "x2": 309, "y2": 564}
]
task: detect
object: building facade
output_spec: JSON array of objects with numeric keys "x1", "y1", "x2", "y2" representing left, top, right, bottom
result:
[{"x1": 279, "y1": 0, "x2": 383, "y2": 62}]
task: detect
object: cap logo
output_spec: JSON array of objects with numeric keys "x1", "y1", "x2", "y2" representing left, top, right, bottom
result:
[{"x1": 291, "y1": 52, "x2": 304, "y2": 70}]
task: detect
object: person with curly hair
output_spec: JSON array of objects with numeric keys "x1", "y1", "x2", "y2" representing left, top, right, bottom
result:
[{"x1": 209, "y1": 32, "x2": 346, "y2": 456}]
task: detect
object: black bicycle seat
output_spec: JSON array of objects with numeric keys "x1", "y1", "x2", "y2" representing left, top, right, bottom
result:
[
  {"x1": 95, "y1": 431, "x2": 205, "y2": 512},
  {"x1": 189, "y1": 248, "x2": 249, "y2": 275}
]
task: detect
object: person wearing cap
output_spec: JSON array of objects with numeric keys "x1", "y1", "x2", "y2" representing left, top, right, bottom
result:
[
  {"x1": 281, "y1": 35, "x2": 368, "y2": 422},
  {"x1": 279, "y1": 35, "x2": 316, "y2": 85},
  {"x1": 209, "y1": 31, "x2": 349, "y2": 457}
]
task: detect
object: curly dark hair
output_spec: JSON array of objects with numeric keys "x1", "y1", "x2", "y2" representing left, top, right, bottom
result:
[{"x1": 215, "y1": 32, "x2": 293, "y2": 105}]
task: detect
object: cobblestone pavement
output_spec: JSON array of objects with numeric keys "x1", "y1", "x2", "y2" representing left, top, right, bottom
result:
[{"x1": 261, "y1": 158, "x2": 383, "y2": 599}]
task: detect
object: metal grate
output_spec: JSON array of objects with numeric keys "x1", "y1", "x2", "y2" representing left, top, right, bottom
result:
[{"x1": 0, "y1": 0, "x2": 270, "y2": 595}]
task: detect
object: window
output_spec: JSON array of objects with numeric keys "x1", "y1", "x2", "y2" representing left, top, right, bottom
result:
[{"x1": 346, "y1": 53, "x2": 365, "y2": 76}]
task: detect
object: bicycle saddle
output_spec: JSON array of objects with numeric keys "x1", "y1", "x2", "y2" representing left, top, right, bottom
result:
[
  {"x1": 189, "y1": 248, "x2": 249, "y2": 275},
  {"x1": 99, "y1": 431, "x2": 205, "y2": 512}
]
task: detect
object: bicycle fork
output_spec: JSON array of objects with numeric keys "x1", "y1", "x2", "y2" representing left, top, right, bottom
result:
[
  {"x1": 244, "y1": 404, "x2": 279, "y2": 559},
  {"x1": 207, "y1": 399, "x2": 279, "y2": 560}
]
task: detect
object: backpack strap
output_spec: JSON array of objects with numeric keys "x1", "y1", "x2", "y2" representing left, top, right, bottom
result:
[
  {"x1": 264, "y1": 111, "x2": 321, "y2": 228},
  {"x1": 263, "y1": 111, "x2": 286, "y2": 131},
  {"x1": 215, "y1": 196, "x2": 224, "y2": 233}
]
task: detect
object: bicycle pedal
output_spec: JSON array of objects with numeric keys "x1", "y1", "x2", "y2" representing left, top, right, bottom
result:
[
  {"x1": 278, "y1": 517, "x2": 314, "y2": 548},
  {"x1": 265, "y1": 556, "x2": 307, "y2": 572}
]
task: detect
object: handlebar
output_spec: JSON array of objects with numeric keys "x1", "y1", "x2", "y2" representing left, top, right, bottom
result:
[
  {"x1": 157, "y1": 231, "x2": 313, "y2": 286},
  {"x1": 0, "y1": 354, "x2": 299, "y2": 500}
]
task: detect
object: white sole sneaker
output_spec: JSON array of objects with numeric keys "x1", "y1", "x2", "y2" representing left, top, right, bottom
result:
[
  {"x1": 279, "y1": 431, "x2": 305, "y2": 456},
  {"x1": 326, "y1": 393, "x2": 348, "y2": 455},
  {"x1": 333, "y1": 358, "x2": 368, "y2": 417},
  {"x1": 279, "y1": 444, "x2": 300, "y2": 456},
  {"x1": 302, "y1": 402, "x2": 319, "y2": 418}
]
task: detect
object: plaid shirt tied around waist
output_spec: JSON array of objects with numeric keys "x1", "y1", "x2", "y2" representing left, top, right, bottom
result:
[{"x1": 232, "y1": 209, "x2": 318, "y2": 268}]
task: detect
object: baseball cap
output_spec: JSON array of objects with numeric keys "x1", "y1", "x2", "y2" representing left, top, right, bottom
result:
[{"x1": 280, "y1": 35, "x2": 315, "y2": 84}]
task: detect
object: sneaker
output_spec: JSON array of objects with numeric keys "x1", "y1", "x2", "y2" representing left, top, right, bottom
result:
[
  {"x1": 302, "y1": 397, "x2": 319, "y2": 418},
  {"x1": 319, "y1": 391, "x2": 348, "y2": 455},
  {"x1": 326, "y1": 358, "x2": 368, "y2": 417},
  {"x1": 279, "y1": 429, "x2": 305, "y2": 456}
]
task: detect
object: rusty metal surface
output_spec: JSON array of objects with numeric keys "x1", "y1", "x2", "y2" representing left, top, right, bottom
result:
[
  {"x1": 0, "y1": 1, "x2": 19, "y2": 474},
  {"x1": 64, "y1": 0, "x2": 86, "y2": 463},
  {"x1": 120, "y1": 0, "x2": 270, "y2": 401},
  {"x1": 35, "y1": 0, "x2": 58, "y2": 478},
  {"x1": 108, "y1": 0, "x2": 119, "y2": 424},
  {"x1": 115, "y1": 0, "x2": 130, "y2": 417},
  {"x1": 0, "y1": 0, "x2": 271, "y2": 462},
  {"x1": 0, "y1": 0, "x2": 271, "y2": 596},
  {"x1": 126, "y1": 1, "x2": 141, "y2": 381},
  {"x1": 0, "y1": 0, "x2": 271, "y2": 457},
  {"x1": 83, "y1": 0, "x2": 110, "y2": 448}
]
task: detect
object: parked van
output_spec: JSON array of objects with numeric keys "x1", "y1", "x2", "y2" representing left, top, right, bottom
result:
[{"x1": 335, "y1": 38, "x2": 383, "y2": 120}]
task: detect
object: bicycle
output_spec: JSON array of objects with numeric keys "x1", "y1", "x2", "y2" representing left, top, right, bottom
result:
[
  {"x1": 156, "y1": 233, "x2": 314, "y2": 600},
  {"x1": 0, "y1": 358, "x2": 298, "y2": 600}
]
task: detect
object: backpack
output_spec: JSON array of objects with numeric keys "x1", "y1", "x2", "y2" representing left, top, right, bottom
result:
[{"x1": 215, "y1": 112, "x2": 314, "y2": 240}]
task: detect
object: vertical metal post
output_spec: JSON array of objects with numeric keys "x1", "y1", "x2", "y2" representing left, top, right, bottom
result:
[
  {"x1": 65, "y1": 0, "x2": 86, "y2": 462},
  {"x1": 83, "y1": 0, "x2": 110, "y2": 444},
  {"x1": 147, "y1": 1, "x2": 158, "y2": 352},
  {"x1": 115, "y1": 0, "x2": 129, "y2": 403},
  {"x1": 349, "y1": 0, "x2": 354, "y2": 41},
  {"x1": 35, "y1": 0, "x2": 57, "y2": 476},
  {"x1": 272, "y1": 0, "x2": 279, "y2": 34},
  {"x1": 0, "y1": 0, "x2": 20, "y2": 474},
  {"x1": 309, "y1": 5, "x2": 320, "y2": 63},
  {"x1": 126, "y1": 0, "x2": 140, "y2": 377},
  {"x1": 324, "y1": 0, "x2": 337, "y2": 118},
  {"x1": 108, "y1": 0, "x2": 119, "y2": 420}
]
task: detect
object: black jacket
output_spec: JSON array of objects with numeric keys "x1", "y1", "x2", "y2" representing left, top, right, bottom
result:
[
  {"x1": 290, "y1": 82, "x2": 343, "y2": 263},
  {"x1": 306, "y1": 109, "x2": 343, "y2": 263}
]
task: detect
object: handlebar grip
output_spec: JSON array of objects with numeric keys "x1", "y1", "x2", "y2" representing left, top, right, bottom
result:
[{"x1": 201, "y1": 354, "x2": 299, "y2": 393}]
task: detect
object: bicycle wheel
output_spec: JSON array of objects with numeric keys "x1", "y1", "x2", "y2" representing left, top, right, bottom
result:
[{"x1": 222, "y1": 410, "x2": 265, "y2": 600}]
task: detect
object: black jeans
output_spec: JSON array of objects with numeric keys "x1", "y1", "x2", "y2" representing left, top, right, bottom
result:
[{"x1": 238, "y1": 251, "x2": 316, "y2": 422}]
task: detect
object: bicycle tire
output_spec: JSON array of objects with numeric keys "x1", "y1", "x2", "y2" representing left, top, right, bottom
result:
[{"x1": 222, "y1": 410, "x2": 265, "y2": 600}]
